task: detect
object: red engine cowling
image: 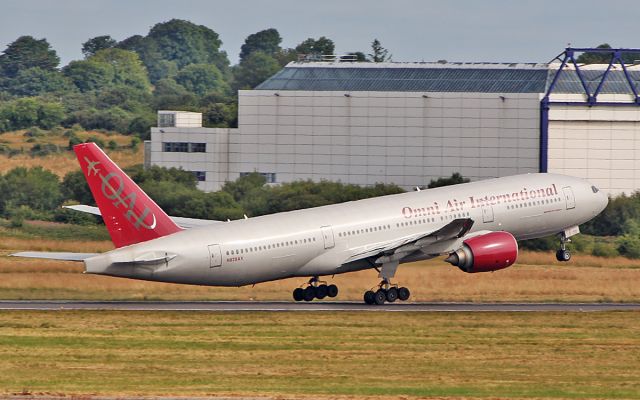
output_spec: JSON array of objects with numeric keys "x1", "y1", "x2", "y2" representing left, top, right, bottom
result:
[{"x1": 445, "y1": 231, "x2": 518, "y2": 273}]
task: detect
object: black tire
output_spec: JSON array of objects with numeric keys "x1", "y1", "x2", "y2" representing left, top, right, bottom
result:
[
  {"x1": 303, "y1": 286, "x2": 316, "y2": 302},
  {"x1": 364, "y1": 290, "x2": 376, "y2": 305},
  {"x1": 293, "y1": 287, "x2": 304, "y2": 302},
  {"x1": 556, "y1": 249, "x2": 571, "y2": 262},
  {"x1": 327, "y1": 284, "x2": 339, "y2": 298},
  {"x1": 398, "y1": 287, "x2": 411, "y2": 301},
  {"x1": 316, "y1": 284, "x2": 328, "y2": 299},
  {"x1": 374, "y1": 289, "x2": 387, "y2": 305},
  {"x1": 386, "y1": 287, "x2": 398, "y2": 303}
]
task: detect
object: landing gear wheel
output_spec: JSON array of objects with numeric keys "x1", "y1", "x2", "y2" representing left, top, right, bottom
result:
[
  {"x1": 374, "y1": 289, "x2": 387, "y2": 305},
  {"x1": 327, "y1": 284, "x2": 339, "y2": 298},
  {"x1": 315, "y1": 284, "x2": 328, "y2": 299},
  {"x1": 303, "y1": 286, "x2": 316, "y2": 302},
  {"x1": 293, "y1": 287, "x2": 304, "y2": 302},
  {"x1": 556, "y1": 249, "x2": 571, "y2": 262},
  {"x1": 385, "y1": 287, "x2": 398, "y2": 303},
  {"x1": 398, "y1": 287, "x2": 410, "y2": 301},
  {"x1": 364, "y1": 290, "x2": 376, "y2": 305}
]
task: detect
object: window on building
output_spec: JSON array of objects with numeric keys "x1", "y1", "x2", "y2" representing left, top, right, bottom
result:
[
  {"x1": 158, "y1": 113, "x2": 175, "y2": 127},
  {"x1": 190, "y1": 143, "x2": 206, "y2": 152},
  {"x1": 163, "y1": 142, "x2": 206, "y2": 153},
  {"x1": 240, "y1": 172, "x2": 277, "y2": 183},
  {"x1": 192, "y1": 171, "x2": 206, "y2": 182}
]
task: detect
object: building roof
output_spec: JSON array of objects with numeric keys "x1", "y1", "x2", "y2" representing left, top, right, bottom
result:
[{"x1": 255, "y1": 62, "x2": 640, "y2": 94}]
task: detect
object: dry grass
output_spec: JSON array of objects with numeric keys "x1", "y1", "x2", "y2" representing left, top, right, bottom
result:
[
  {"x1": 0, "y1": 237, "x2": 111, "y2": 253},
  {"x1": 0, "y1": 311, "x2": 638, "y2": 398},
  {"x1": 1, "y1": 250, "x2": 639, "y2": 302},
  {"x1": 0, "y1": 130, "x2": 143, "y2": 177}
]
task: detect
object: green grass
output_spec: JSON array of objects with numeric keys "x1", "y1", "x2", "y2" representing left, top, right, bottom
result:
[
  {"x1": 0, "y1": 219, "x2": 110, "y2": 242},
  {"x1": 0, "y1": 311, "x2": 638, "y2": 398}
]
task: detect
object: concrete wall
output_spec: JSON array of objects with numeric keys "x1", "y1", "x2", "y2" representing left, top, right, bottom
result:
[
  {"x1": 149, "y1": 127, "x2": 234, "y2": 192},
  {"x1": 547, "y1": 94, "x2": 640, "y2": 195},
  {"x1": 233, "y1": 90, "x2": 540, "y2": 189}
]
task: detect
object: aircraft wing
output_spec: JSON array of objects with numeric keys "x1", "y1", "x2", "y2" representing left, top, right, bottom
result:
[
  {"x1": 10, "y1": 252, "x2": 98, "y2": 261},
  {"x1": 63, "y1": 205, "x2": 221, "y2": 229},
  {"x1": 343, "y1": 218, "x2": 475, "y2": 264}
]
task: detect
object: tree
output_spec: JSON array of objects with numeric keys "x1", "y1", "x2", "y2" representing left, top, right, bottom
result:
[
  {"x1": 240, "y1": 28, "x2": 282, "y2": 62},
  {"x1": 61, "y1": 170, "x2": 95, "y2": 205},
  {"x1": 147, "y1": 19, "x2": 229, "y2": 72},
  {"x1": 232, "y1": 51, "x2": 280, "y2": 90},
  {"x1": 0, "y1": 98, "x2": 65, "y2": 132},
  {"x1": 90, "y1": 48, "x2": 151, "y2": 92},
  {"x1": 576, "y1": 43, "x2": 640, "y2": 65},
  {"x1": 427, "y1": 173, "x2": 469, "y2": 188},
  {"x1": 0, "y1": 36, "x2": 59, "y2": 78},
  {"x1": 174, "y1": 63, "x2": 229, "y2": 96},
  {"x1": 82, "y1": 35, "x2": 117, "y2": 58},
  {"x1": 4, "y1": 67, "x2": 74, "y2": 96},
  {"x1": 369, "y1": 39, "x2": 391, "y2": 62},
  {"x1": 576, "y1": 43, "x2": 613, "y2": 64},
  {"x1": 0, "y1": 167, "x2": 63, "y2": 215},
  {"x1": 222, "y1": 172, "x2": 267, "y2": 202},
  {"x1": 203, "y1": 102, "x2": 237, "y2": 128},
  {"x1": 63, "y1": 59, "x2": 115, "y2": 92},
  {"x1": 295, "y1": 37, "x2": 335, "y2": 57},
  {"x1": 151, "y1": 78, "x2": 198, "y2": 110},
  {"x1": 274, "y1": 48, "x2": 299, "y2": 66}
]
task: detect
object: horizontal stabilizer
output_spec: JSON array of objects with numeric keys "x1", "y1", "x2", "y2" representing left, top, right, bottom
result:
[
  {"x1": 112, "y1": 251, "x2": 177, "y2": 265},
  {"x1": 63, "y1": 205, "x2": 221, "y2": 229},
  {"x1": 10, "y1": 252, "x2": 98, "y2": 261}
]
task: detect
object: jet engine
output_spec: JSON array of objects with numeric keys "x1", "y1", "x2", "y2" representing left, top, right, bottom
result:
[{"x1": 445, "y1": 231, "x2": 518, "y2": 273}]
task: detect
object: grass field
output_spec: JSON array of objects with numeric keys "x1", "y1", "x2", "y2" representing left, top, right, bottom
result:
[
  {"x1": 0, "y1": 310, "x2": 638, "y2": 399},
  {"x1": 0, "y1": 129, "x2": 143, "y2": 177}
]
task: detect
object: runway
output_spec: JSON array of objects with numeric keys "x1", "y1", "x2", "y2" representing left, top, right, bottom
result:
[{"x1": 0, "y1": 300, "x2": 639, "y2": 312}]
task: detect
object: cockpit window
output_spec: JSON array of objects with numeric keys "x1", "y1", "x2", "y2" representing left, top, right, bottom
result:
[{"x1": 591, "y1": 186, "x2": 600, "y2": 193}]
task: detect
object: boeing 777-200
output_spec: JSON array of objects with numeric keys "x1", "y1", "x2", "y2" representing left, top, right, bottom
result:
[{"x1": 13, "y1": 143, "x2": 608, "y2": 304}]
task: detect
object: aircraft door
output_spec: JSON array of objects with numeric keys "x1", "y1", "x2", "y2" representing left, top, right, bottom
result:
[
  {"x1": 482, "y1": 205, "x2": 494, "y2": 223},
  {"x1": 208, "y1": 244, "x2": 222, "y2": 268},
  {"x1": 320, "y1": 226, "x2": 335, "y2": 249},
  {"x1": 563, "y1": 187, "x2": 576, "y2": 209}
]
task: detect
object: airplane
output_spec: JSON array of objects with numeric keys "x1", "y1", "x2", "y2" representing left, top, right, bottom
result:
[{"x1": 13, "y1": 143, "x2": 608, "y2": 305}]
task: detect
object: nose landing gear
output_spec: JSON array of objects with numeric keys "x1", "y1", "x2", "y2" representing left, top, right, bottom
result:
[
  {"x1": 364, "y1": 279, "x2": 411, "y2": 305},
  {"x1": 556, "y1": 233, "x2": 572, "y2": 262},
  {"x1": 293, "y1": 277, "x2": 338, "y2": 302}
]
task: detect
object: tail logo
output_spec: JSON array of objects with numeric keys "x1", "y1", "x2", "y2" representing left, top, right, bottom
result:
[{"x1": 84, "y1": 156, "x2": 157, "y2": 230}]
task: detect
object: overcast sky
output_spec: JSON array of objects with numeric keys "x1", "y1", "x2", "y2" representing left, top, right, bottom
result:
[{"x1": 2, "y1": 0, "x2": 639, "y2": 67}]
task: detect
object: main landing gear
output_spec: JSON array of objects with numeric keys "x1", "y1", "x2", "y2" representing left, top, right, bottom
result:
[
  {"x1": 556, "y1": 233, "x2": 572, "y2": 262},
  {"x1": 292, "y1": 277, "x2": 338, "y2": 302},
  {"x1": 364, "y1": 279, "x2": 411, "y2": 305}
]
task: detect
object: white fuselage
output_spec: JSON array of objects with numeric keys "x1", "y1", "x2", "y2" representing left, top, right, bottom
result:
[{"x1": 84, "y1": 173, "x2": 608, "y2": 286}]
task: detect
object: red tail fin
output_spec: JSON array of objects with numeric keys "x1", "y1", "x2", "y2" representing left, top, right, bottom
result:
[{"x1": 74, "y1": 143, "x2": 182, "y2": 248}]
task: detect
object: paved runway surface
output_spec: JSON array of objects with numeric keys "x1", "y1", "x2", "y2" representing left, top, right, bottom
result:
[{"x1": 0, "y1": 300, "x2": 639, "y2": 312}]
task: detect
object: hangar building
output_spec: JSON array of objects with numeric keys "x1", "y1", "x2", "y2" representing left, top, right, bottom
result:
[{"x1": 148, "y1": 48, "x2": 640, "y2": 195}]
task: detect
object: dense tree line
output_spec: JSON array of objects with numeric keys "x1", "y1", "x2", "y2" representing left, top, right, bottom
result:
[
  {"x1": 0, "y1": 20, "x2": 392, "y2": 136},
  {"x1": 0, "y1": 163, "x2": 405, "y2": 226}
]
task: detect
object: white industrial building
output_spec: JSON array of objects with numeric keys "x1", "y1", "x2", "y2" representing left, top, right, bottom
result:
[{"x1": 148, "y1": 49, "x2": 640, "y2": 195}]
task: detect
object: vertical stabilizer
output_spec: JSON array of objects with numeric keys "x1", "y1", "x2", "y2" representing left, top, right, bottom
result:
[{"x1": 74, "y1": 143, "x2": 182, "y2": 248}]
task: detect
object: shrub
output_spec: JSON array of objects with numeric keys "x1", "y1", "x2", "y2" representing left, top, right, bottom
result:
[
  {"x1": 617, "y1": 235, "x2": 640, "y2": 259},
  {"x1": 592, "y1": 242, "x2": 618, "y2": 258},
  {"x1": 30, "y1": 143, "x2": 59, "y2": 157}
]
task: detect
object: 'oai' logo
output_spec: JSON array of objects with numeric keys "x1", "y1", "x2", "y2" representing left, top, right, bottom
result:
[{"x1": 85, "y1": 156, "x2": 157, "y2": 230}]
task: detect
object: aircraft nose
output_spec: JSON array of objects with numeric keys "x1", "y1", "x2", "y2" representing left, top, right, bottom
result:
[{"x1": 598, "y1": 191, "x2": 609, "y2": 213}]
